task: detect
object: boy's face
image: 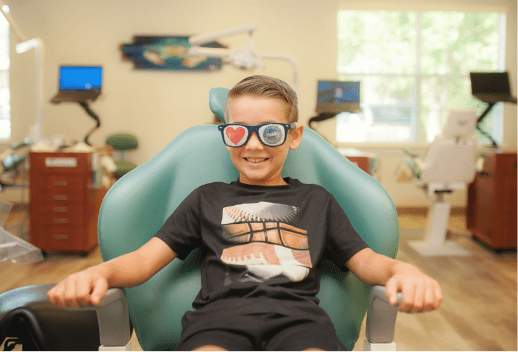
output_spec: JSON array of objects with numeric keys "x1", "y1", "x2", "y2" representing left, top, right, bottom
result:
[{"x1": 226, "y1": 94, "x2": 304, "y2": 186}]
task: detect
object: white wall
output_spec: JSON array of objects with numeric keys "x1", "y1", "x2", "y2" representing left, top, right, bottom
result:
[{"x1": 2, "y1": 0, "x2": 516, "y2": 207}]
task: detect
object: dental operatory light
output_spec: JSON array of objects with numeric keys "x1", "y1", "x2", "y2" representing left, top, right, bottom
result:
[
  {"x1": 188, "y1": 23, "x2": 300, "y2": 95},
  {"x1": 15, "y1": 38, "x2": 40, "y2": 53}
]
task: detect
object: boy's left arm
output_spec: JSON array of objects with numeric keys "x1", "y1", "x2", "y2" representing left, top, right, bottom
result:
[{"x1": 345, "y1": 248, "x2": 443, "y2": 313}]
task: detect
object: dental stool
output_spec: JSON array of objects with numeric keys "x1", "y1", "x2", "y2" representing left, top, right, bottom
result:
[
  {"x1": 0, "y1": 87, "x2": 402, "y2": 351},
  {"x1": 105, "y1": 134, "x2": 138, "y2": 179},
  {"x1": 405, "y1": 109, "x2": 478, "y2": 256}
]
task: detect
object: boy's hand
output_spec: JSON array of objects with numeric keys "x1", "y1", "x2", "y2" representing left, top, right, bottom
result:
[
  {"x1": 345, "y1": 248, "x2": 443, "y2": 314},
  {"x1": 385, "y1": 269, "x2": 443, "y2": 313},
  {"x1": 47, "y1": 268, "x2": 109, "y2": 308}
]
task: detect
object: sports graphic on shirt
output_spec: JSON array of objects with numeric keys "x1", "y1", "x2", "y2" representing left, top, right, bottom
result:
[{"x1": 220, "y1": 202, "x2": 312, "y2": 284}]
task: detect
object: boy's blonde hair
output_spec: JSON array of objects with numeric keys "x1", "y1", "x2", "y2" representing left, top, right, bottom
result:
[{"x1": 224, "y1": 75, "x2": 298, "y2": 123}]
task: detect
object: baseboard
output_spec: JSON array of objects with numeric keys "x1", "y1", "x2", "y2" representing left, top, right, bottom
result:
[{"x1": 396, "y1": 207, "x2": 466, "y2": 216}]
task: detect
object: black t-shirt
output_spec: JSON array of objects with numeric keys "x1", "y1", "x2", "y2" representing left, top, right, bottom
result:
[{"x1": 154, "y1": 177, "x2": 369, "y2": 310}]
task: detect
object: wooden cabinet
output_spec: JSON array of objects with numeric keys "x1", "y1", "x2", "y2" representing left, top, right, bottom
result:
[
  {"x1": 467, "y1": 151, "x2": 517, "y2": 250},
  {"x1": 339, "y1": 148, "x2": 378, "y2": 178},
  {"x1": 29, "y1": 152, "x2": 107, "y2": 255}
]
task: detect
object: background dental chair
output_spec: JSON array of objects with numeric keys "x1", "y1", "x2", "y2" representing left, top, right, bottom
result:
[
  {"x1": 0, "y1": 88, "x2": 401, "y2": 351},
  {"x1": 404, "y1": 109, "x2": 478, "y2": 256},
  {"x1": 0, "y1": 139, "x2": 31, "y2": 191}
]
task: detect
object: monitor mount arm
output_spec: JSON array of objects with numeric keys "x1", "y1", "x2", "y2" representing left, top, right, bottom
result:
[
  {"x1": 188, "y1": 23, "x2": 300, "y2": 96},
  {"x1": 0, "y1": 2, "x2": 44, "y2": 143},
  {"x1": 78, "y1": 102, "x2": 100, "y2": 146},
  {"x1": 475, "y1": 99, "x2": 517, "y2": 149},
  {"x1": 308, "y1": 112, "x2": 336, "y2": 130}
]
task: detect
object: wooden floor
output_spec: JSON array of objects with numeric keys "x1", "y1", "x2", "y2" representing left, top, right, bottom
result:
[{"x1": 1, "y1": 207, "x2": 516, "y2": 351}]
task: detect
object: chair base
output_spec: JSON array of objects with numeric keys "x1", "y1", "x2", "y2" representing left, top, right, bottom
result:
[
  {"x1": 409, "y1": 198, "x2": 471, "y2": 257},
  {"x1": 363, "y1": 340, "x2": 396, "y2": 351},
  {"x1": 99, "y1": 341, "x2": 132, "y2": 351},
  {"x1": 408, "y1": 240, "x2": 471, "y2": 257}
]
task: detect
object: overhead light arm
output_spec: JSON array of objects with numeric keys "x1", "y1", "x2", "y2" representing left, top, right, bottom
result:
[
  {"x1": 189, "y1": 23, "x2": 257, "y2": 46},
  {"x1": 188, "y1": 23, "x2": 300, "y2": 95}
]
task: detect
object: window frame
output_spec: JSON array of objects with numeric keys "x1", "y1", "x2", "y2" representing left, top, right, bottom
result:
[
  {"x1": 335, "y1": 7, "x2": 507, "y2": 146},
  {"x1": 0, "y1": 13, "x2": 9, "y2": 141}
]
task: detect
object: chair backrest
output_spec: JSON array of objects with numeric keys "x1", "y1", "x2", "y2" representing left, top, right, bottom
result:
[
  {"x1": 421, "y1": 109, "x2": 477, "y2": 184},
  {"x1": 97, "y1": 88, "x2": 399, "y2": 351},
  {"x1": 441, "y1": 109, "x2": 477, "y2": 137}
]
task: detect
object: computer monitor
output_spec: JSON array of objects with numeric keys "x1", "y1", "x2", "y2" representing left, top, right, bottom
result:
[
  {"x1": 470, "y1": 72, "x2": 517, "y2": 104},
  {"x1": 51, "y1": 66, "x2": 103, "y2": 145},
  {"x1": 59, "y1": 66, "x2": 102, "y2": 91},
  {"x1": 469, "y1": 71, "x2": 517, "y2": 148},
  {"x1": 51, "y1": 65, "x2": 103, "y2": 104},
  {"x1": 316, "y1": 80, "x2": 361, "y2": 114}
]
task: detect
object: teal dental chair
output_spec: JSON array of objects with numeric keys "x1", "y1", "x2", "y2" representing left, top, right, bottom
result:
[{"x1": 0, "y1": 88, "x2": 401, "y2": 351}]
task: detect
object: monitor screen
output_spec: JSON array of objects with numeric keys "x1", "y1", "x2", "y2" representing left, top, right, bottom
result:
[
  {"x1": 316, "y1": 80, "x2": 360, "y2": 113},
  {"x1": 59, "y1": 66, "x2": 102, "y2": 90},
  {"x1": 470, "y1": 72, "x2": 511, "y2": 95}
]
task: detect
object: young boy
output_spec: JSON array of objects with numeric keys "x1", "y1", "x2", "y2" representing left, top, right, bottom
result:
[{"x1": 48, "y1": 75, "x2": 442, "y2": 351}]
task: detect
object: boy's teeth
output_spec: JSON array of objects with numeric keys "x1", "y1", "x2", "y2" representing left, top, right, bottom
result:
[{"x1": 247, "y1": 158, "x2": 265, "y2": 163}]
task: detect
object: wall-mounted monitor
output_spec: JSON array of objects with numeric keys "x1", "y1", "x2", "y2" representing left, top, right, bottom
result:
[{"x1": 316, "y1": 80, "x2": 361, "y2": 114}]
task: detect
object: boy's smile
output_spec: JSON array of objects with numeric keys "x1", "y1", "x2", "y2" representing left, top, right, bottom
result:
[{"x1": 227, "y1": 95, "x2": 303, "y2": 187}]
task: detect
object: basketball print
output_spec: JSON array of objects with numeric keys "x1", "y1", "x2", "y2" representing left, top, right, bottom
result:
[{"x1": 220, "y1": 202, "x2": 312, "y2": 284}]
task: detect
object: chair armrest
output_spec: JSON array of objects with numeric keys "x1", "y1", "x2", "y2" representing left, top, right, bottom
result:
[
  {"x1": 0, "y1": 285, "x2": 130, "y2": 350},
  {"x1": 404, "y1": 158, "x2": 424, "y2": 179},
  {"x1": 364, "y1": 285, "x2": 402, "y2": 351},
  {"x1": 404, "y1": 149, "x2": 418, "y2": 158},
  {"x1": 69, "y1": 288, "x2": 131, "y2": 351},
  {"x1": 404, "y1": 149, "x2": 426, "y2": 170}
]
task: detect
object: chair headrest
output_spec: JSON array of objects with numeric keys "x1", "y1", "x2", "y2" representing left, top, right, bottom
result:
[
  {"x1": 209, "y1": 87, "x2": 230, "y2": 123},
  {"x1": 442, "y1": 109, "x2": 477, "y2": 136}
]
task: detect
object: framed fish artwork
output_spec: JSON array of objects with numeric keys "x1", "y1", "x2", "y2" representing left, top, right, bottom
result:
[{"x1": 120, "y1": 35, "x2": 226, "y2": 71}]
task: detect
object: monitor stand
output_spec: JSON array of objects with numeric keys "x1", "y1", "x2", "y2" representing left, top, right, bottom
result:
[
  {"x1": 78, "y1": 102, "x2": 100, "y2": 146},
  {"x1": 308, "y1": 112, "x2": 336, "y2": 130},
  {"x1": 476, "y1": 99, "x2": 517, "y2": 150}
]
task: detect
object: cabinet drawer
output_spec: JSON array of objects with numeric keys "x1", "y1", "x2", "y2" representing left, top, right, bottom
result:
[
  {"x1": 39, "y1": 191, "x2": 84, "y2": 202},
  {"x1": 45, "y1": 175, "x2": 84, "y2": 192},
  {"x1": 34, "y1": 226, "x2": 84, "y2": 251},
  {"x1": 38, "y1": 204, "x2": 85, "y2": 225},
  {"x1": 30, "y1": 152, "x2": 92, "y2": 173}
]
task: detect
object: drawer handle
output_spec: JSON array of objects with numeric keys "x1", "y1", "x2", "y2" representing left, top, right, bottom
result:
[
  {"x1": 54, "y1": 218, "x2": 69, "y2": 224},
  {"x1": 53, "y1": 181, "x2": 69, "y2": 187},
  {"x1": 54, "y1": 234, "x2": 69, "y2": 240},
  {"x1": 53, "y1": 207, "x2": 69, "y2": 213},
  {"x1": 53, "y1": 195, "x2": 68, "y2": 201}
]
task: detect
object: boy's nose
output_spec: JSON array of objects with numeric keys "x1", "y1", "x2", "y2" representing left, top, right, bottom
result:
[{"x1": 245, "y1": 132, "x2": 264, "y2": 149}]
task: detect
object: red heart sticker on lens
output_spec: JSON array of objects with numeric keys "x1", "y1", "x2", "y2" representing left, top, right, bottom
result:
[{"x1": 226, "y1": 126, "x2": 246, "y2": 145}]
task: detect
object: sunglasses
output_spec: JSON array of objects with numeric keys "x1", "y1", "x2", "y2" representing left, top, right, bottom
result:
[{"x1": 218, "y1": 122, "x2": 298, "y2": 148}]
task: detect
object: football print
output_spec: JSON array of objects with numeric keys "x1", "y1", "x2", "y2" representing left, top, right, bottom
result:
[{"x1": 220, "y1": 202, "x2": 312, "y2": 284}]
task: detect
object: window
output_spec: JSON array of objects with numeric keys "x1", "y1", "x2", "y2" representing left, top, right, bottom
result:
[
  {"x1": 336, "y1": 10, "x2": 505, "y2": 144},
  {"x1": 0, "y1": 12, "x2": 9, "y2": 140}
]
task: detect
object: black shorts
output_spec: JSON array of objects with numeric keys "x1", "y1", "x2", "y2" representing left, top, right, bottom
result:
[{"x1": 177, "y1": 299, "x2": 345, "y2": 351}]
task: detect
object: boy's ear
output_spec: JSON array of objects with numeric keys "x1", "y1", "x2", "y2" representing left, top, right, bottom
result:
[{"x1": 289, "y1": 124, "x2": 304, "y2": 150}]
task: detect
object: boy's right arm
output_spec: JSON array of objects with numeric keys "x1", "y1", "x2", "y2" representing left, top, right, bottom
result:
[{"x1": 47, "y1": 237, "x2": 177, "y2": 308}]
